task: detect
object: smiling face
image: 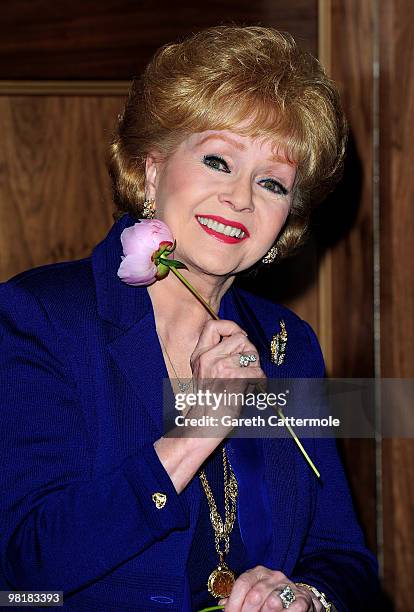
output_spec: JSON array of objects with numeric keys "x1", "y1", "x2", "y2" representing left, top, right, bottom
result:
[{"x1": 145, "y1": 129, "x2": 297, "y2": 277}]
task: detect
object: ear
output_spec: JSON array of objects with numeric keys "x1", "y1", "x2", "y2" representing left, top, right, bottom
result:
[{"x1": 144, "y1": 153, "x2": 160, "y2": 200}]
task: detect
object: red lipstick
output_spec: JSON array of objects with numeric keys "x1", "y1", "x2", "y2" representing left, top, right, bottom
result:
[{"x1": 195, "y1": 214, "x2": 250, "y2": 244}]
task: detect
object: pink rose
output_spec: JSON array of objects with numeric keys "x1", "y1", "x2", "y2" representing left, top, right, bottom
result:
[{"x1": 117, "y1": 220, "x2": 174, "y2": 286}]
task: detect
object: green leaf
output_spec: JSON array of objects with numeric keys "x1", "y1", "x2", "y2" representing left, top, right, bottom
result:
[
  {"x1": 168, "y1": 259, "x2": 188, "y2": 270},
  {"x1": 159, "y1": 257, "x2": 188, "y2": 270}
]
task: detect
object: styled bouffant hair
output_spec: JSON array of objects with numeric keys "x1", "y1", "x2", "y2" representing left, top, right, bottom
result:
[{"x1": 109, "y1": 25, "x2": 347, "y2": 259}]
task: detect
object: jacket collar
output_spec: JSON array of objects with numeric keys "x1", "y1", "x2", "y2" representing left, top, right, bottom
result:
[{"x1": 92, "y1": 214, "x2": 153, "y2": 331}]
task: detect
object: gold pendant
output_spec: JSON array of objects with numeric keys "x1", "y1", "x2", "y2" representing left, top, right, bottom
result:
[{"x1": 207, "y1": 564, "x2": 235, "y2": 599}]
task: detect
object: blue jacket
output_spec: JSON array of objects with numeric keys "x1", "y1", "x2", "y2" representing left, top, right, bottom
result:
[{"x1": 0, "y1": 214, "x2": 379, "y2": 611}]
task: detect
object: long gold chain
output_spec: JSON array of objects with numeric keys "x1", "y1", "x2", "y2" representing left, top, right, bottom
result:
[
  {"x1": 198, "y1": 446, "x2": 239, "y2": 598},
  {"x1": 157, "y1": 331, "x2": 239, "y2": 598}
]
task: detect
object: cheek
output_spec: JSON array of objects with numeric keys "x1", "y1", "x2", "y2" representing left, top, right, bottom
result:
[
  {"x1": 158, "y1": 164, "x2": 189, "y2": 198},
  {"x1": 262, "y1": 203, "x2": 290, "y2": 238},
  {"x1": 158, "y1": 164, "x2": 211, "y2": 212}
]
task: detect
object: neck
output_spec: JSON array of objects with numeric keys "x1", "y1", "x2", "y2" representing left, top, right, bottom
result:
[{"x1": 147, "y1": 268, "x2": 235, "y2": 345}]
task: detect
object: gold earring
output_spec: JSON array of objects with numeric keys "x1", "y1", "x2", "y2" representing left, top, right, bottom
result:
[
  {"x1": 262, "y1": 245, "x2": 278, "y2": 264},
  {"x1": 142, "y1": 198, "x2": 156, "y2": 219}
]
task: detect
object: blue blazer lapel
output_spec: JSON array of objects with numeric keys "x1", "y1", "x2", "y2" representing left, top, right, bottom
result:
[
  {"x1": 92, "y1": 214, "x2": 169, "y2": 437},
  {"x1": 226, "y1": 289, "x2": 303, "y2": 571},
  {"x1": 107, "y1": 311, "x2": 167, "y2": 438},
  {"x1": 220, "y1": 288, "x2": 277, "y2": 568},
  {"x1": 226, "y1": 437, "x2": 273, "y2": 567},
  {"x1": 92, "y1": 214, "x2": 151, "y2": 331}
]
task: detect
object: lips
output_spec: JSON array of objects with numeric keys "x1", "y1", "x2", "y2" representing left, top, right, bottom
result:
[{"x1": 195, "y1": 214, "x2": 250, "y2": 244}]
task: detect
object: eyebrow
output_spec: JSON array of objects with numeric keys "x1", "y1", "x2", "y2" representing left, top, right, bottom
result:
[
  {"x1": 196, "y1": 134, "x2": 247, "y2": 151},
  {"x1": 196, "y1": 133, "x2": 295, "y2": 166}
]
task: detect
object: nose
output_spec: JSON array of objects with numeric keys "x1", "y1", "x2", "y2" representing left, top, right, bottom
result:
[{"x1": 217, "y1": 174, "x2": 254, "y2": 213}]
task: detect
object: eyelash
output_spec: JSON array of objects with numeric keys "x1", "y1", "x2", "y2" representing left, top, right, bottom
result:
[{"x1": 202, "y1": 155, "x2": 288, "y2": 196}]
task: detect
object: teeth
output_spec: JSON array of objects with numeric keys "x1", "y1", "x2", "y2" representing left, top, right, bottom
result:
[{"x1": 197, "y1": 216, "x2": 246, "y2": 239}]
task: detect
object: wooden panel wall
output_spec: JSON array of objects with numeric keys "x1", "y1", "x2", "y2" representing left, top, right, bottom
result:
[
  {"x1": 380, "y1": 1, "x2": 414, "y2": 609},
  {"x1": 1, "y1": 0, "x2": 317, "y2": 79},
  {"x1": 324, "y1": 0, "x2": 414, "y2": 608},
  {"x1": 326, "y1": 0, "x2": 377, "y2": 555},
  {"x1": 0, "y1": 96, "x2": 122, "y2": 280}
]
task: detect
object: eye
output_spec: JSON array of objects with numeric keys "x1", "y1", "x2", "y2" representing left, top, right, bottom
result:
[
  {"x1": 258, "y1": 178, "x2": 289, "y2": 196},
  {"x1": 203, "y1": 155, "x2": 231, "y2": 173}
]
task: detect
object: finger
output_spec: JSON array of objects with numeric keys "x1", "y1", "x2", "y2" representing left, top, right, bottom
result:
[
  {"x1": 261, "y1": 587, "x2": 285, "y2": 610},
  {"x1": 195, "y1": 359, "x2": 264, "y2": 383},
  {"x1": 241, "y1": 577, "x2": 296, "y2": 612},
  {"x1": 193, "y1": 319, "x2": 248, "y2": 356},
  {"x1": 220, "y1": 359, "x2": 263, "y2": 379},
  {"x1": 197, "y1": 343, "x2": 260, "y2": 374},
  {"x1": 207, "y1": 331, "x2": 256, "y2": 357},
  {"x1": 290, "y1": 587, "x2": 319, "y2": 611},
  {"x1": 261, "y1": 587, "x2": 293, "y2": 612},
  {"x1": 192, "y1": 335, "x2": 260, "y2": 377},
  {"x1": 223, "y1": 567, "x2": 268, "y2": 612},
  {"x1": 224, "y1": 568, "x2": 292, "y2": 612},
  {"x1": 192, "y1": 336, "x2": 260, "y2": 381},
  {"x1": 262, "y1": 586, "x2": 313, "y2": 612}
]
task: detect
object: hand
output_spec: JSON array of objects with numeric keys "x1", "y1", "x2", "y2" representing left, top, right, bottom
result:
[
  {"x1": 168, "y1": 318, "x2": 264, "y2": 434},
  {"x1": 154, "y1": 321, "x2": 266, "y2": 493},
  {"x1": 217, "y1": 566, "x2": 323, "y2": 611},
  {"x1": 189, "y1": 319, "x2": 266, "y2": 436},
  {"x1": 190, "y1": 318, "x2": 266, "y2": 393},
  {"x1": 191, "y1": 319, "x2": 265, "y2": 378}
]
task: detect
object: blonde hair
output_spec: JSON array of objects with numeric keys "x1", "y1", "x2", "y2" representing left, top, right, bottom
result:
[{"x1": 109, "y1": 25, "x2": 347, "y2": 259}]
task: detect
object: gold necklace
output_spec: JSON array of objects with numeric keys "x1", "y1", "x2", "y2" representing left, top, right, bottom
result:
[
  {"x1": 157, "y1": 332, "x2": 193, "y2": 393},
  {"x1": 198, "y1": 446, "x2": 239, "y2": 599}
]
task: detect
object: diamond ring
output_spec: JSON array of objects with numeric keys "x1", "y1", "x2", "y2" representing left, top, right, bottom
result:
[
  {"x1": 239, "y1": 353, "x2": 257, "y2": 367},
  {"x1": 278, "y1": 585, "x2": 296, "y2": 608}
]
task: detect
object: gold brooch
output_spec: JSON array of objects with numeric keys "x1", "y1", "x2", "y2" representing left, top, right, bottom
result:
[
  {"x1": 152, "y1": 492, "x2": 167, "y2": 509},
  {"x1": 270, "y1": 319, "x2": 287, "y2": 365}
]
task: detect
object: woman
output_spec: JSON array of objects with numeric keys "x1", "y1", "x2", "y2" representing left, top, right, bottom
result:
[{"x1": 0, "y1": 26, "x2": 379, "y2": 611}]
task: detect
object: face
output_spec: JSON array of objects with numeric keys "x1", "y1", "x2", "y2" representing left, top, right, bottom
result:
[{"x1": 145, "y1": 129, "x2": 296, "y2": 277}]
